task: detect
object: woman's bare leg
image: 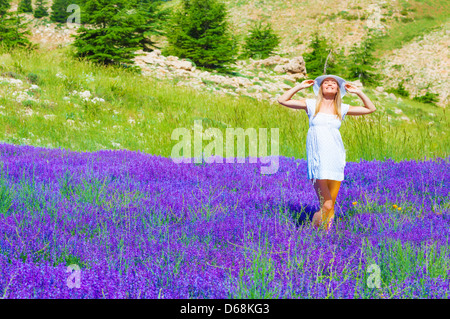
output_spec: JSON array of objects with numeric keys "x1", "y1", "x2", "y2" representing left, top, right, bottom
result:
[
  {"x1": 310, "y1": 179, "x2": 333, "y2": 228},
  {"x1": 322, "y1": 179, "x2": 342, "y2": 231}
]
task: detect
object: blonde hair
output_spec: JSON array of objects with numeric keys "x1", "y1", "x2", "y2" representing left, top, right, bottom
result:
[{"x1": 313, "y1": 81, "x2": 343, "y2": 121}]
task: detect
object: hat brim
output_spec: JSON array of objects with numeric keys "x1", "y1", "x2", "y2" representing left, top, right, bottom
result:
[{"x1": 313, "y1": 75, "x2": 347, "y2": 98}]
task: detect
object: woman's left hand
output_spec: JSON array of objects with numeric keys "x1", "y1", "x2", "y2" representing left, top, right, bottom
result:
[{"x1": 345, "y1": 83, "x2": 361, "y2": 94}]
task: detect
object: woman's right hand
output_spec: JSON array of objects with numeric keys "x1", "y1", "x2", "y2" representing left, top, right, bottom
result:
[{"x1": 297, "y1": 79, "x2": 315, "y2": 90}]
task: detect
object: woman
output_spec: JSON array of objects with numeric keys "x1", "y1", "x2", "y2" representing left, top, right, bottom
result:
[{"x1": 277, "y1": 74, "x2": 376, "y2": 232}]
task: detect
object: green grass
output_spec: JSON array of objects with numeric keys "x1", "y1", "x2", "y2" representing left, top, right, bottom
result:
[{"x1": 0, "y1": 46, "x2": 448, "y2": 162}]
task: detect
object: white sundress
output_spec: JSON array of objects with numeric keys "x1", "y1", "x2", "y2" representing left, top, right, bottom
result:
[{"x1": 305, "y1": 98, "x2": 350, "y2": 184}]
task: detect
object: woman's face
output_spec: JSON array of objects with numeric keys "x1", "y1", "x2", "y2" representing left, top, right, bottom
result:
[{"x1": 321, "y1": 78, "x2": 339, "y2": 95}]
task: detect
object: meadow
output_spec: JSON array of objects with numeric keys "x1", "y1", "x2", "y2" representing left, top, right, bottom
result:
[
  {"x1": 0, "y1": 143, "x2": 448, "y2": 298},
  {"x1": 0, "y1": 46, "x2": 449, "y2": 298}
]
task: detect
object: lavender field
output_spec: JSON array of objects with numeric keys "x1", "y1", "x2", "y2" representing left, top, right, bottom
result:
[{"x1": 0, "y1": 142, "x2": 449, "y2": 299}]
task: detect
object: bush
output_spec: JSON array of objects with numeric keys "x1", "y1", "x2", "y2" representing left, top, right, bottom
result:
[
  {"x1": 345, "y1": 29, "x2": 382, "y2": 86},
  {"x1": 51, "y1": 0, "x2": 76, "y2": 23},
  {"x1": 34, "y1": 0, "x2": 49, "y2": 19},
  {"x1": 18, "y1": 0, "x2": 33, "y2": 13},
  {"x1": 413, "y1": 91, "x2": 439, "y2": 105},
  {"x1": 27, "y1": 72, "x2": 40, "y2": 84},
  {"x1": 240, "y1": 21, "x2": 280, "y2": 60},
  {"x1": 0, "y1": 0, "x2": 35, "y2": 51},
  {"x1": 303, "y1": 32, "x2": 346, "y2": 78},
  {"x1": 386, "y1": 81, "x2": 409, "y2": 98},
  {"x1": 71, "y1": 0, "x2": 162, "y2": 70},
  {"x1": 163, "y1": 0, "x2": 237, "y2": 72}
]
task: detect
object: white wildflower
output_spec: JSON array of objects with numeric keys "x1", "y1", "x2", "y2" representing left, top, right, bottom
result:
[
  {"x1": 0, "y1": 77, "x2": 23, "y2": 86},
  {"x1": 44, "y1": 114, "x2": 56, "y2": 120},
  {"x1": 91, "y1": 97, "x2": 105, "y2": 103},
  {"x1": 82, "y1": 72, "x2": 95, "y2": 83},
  {"x1": 56, "y1": 72, "x2": 67, "y2": 80},
  {"x1": 30, "y1": 84, "x2": 40, "y2": 90},
  {"x1": 79, "y1": 90, "x2": 91, "y2": 99}
]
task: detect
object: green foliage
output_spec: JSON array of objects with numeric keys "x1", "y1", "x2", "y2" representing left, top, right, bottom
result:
[
  {"x1": 345, "y1": 30, "x2": 382, "y2": 86},
  {"x1": 50, "y1": 0, "x2": 81, "y2": 23},
  {"x1": 71, "y1": 0, "x2": 164, "y2": 70},
  {"x1": 0, "y1": 1, "x2": 36, "y2": 51},
  {"x1": 133, "y1": 0, "x2": 171, "y2": 52},
  {"x1": 163, "y1": 0, "x2": 237, "y2": 72},
  {"x1": 240, "y1": 21, "x2": 280, "y2": 60},
  {"x1": 413, "y1": 91, "x2": 439, "y2": 105},
  {"x1": 0, "y1": 0, "x2": 10, "y2": 18},
  {"x1": 18, "y1": 0, "x2": 33, "y2": 13},
  {"x1": 386, "y1": 81, "x2": 410, "y2": 98},
  {"x1": 303, "y1": 32, "x2": 346, "y2": 78},
  {"x1": 34, "y1": 0, "x2": 49, "y2": 19},
  {"x1": 26, "y1": 72, "x2": 40, "y2": 84}
]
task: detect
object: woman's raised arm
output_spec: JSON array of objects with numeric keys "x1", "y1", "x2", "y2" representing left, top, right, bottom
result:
[{"x1": 277, "y1": 80, "x2": 315, "y2": 110}]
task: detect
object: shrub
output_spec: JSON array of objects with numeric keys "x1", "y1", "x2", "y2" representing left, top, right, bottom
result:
[
  {"x1": 34, "y1": 0, "x2": 49, "y2": 19},
  {"x1": 163, "y1": 0, "x2": 237, "y2": 72},
  {"x1": 413, "y1": 91, "x2": 439, "y2": 105},
  {"x1": 345, "y1": 29, "x2": 383, "y2": 86},
  {"x1": 71, "y1": 0, "x2": 161, "y2": 70},
  {"x1": 386, "y1": 81, "x2": 409, "y2": 98},
  {"x1": 240, "y1": 21, "x2": 280, "y2": 60},
  {"x1": 27, "y1": 72, "x2": 40, "y2": 84},
  {"x1": 18, "y1": 0, "x2": 33, "y2": 13},
  {"x1": 303, "y1": 32, "x2": 346, "y2": 78},
  {"x1": 51, "y1": 0, "x2": 80, "y2": 23},
  {"x1": 0, "y1": 0, "x2": 35, "y2": 51}
]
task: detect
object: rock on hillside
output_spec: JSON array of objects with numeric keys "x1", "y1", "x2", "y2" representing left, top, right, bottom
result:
[
  {"x1": 133, "y1": 49, "x2": 316, "y2": 104},
  {"x1": 375, "y1": 22, "x2": 449, "y2": 108}
]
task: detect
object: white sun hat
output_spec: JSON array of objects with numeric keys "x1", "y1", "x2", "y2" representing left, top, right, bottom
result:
[{"x1": 313, "y1": 74, "x2": 347, "y2": 98}]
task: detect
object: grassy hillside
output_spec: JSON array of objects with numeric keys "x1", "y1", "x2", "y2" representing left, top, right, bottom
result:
[
  {"x1": 0, "y1": 46, "x2": 448, "y2": 162},
  {"x1": 161, "y1": 0, "x2": 449, "y2": 57}
]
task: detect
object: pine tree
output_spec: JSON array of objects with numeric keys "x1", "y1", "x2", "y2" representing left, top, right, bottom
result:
[
  {"x1": 34, "y1": 0, "x2": 49, "y2": 19},
  {"x1": 50, "y1": 0, "x2": 69, "y2": 23},
  {"x1": 71, "y1": 0, "x2": 155, "y2": 70},
  {"x1": 346, "y1": 30, "x2": 382, "y2": 86},
  {"x1": 18, "y1": 0, "x2": 33, "y2": 13},
  {"x1": 241, "y1": 21, "x2": 280, "y2": 60},
  {"x1": 134, "y1": 0, "x2": 170, "y2": 52},
  {"x1": 303, "y1": 32, "x2": 346, "y2": 78},
  {"x1": 0, "y1": 0, "x2": 10, "y2": 17},
  {"x1": 0, "y1": 0, "x2": 35, "y2": 51},
  {"x1": 163, "y1": 0, "x2": 237, "y2": 72}
]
